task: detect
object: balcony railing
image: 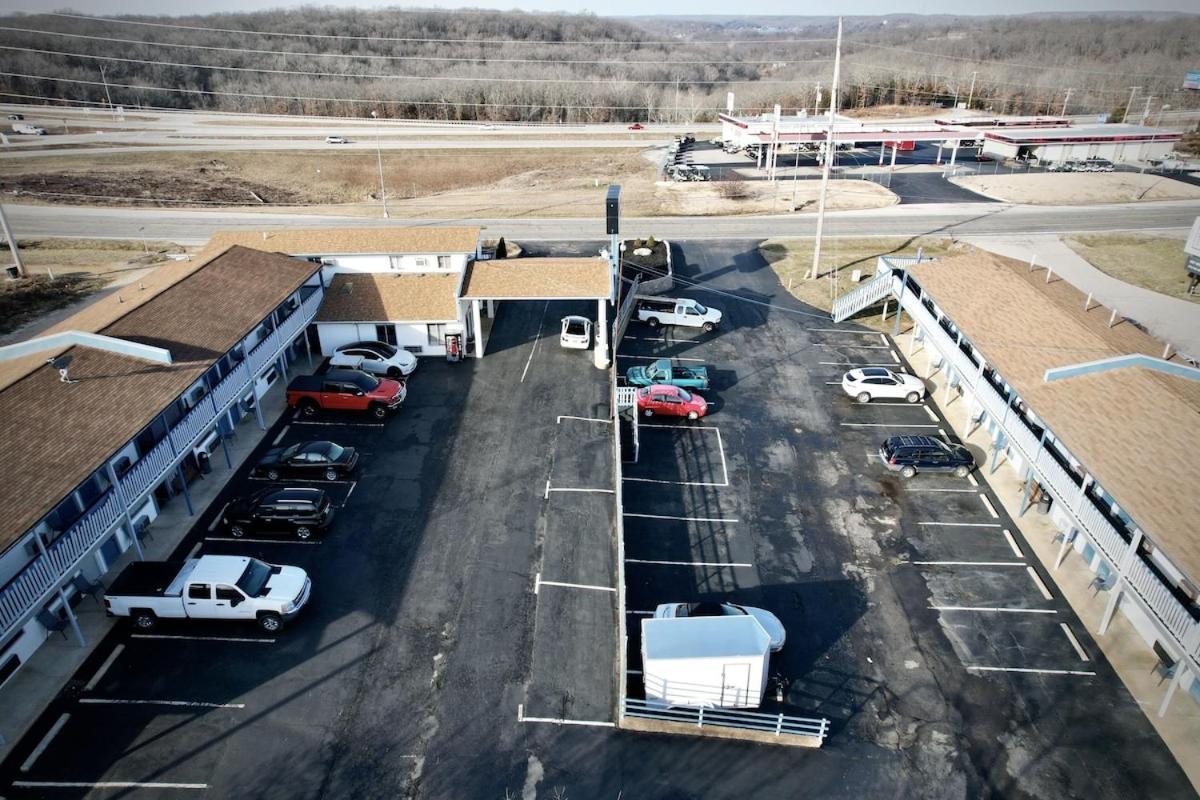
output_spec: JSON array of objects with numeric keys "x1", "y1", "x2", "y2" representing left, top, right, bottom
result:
[
  {"x1": 898, "y1": 287, "x2": 1200, "y2": 669},
  {"x1": 0, "y1": 286, "x2": 324, "y2": 641}
]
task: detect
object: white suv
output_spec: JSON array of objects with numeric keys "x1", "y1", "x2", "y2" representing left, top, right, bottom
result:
[
  {"x1": 842, "y1": 367, "x2": 926, "y2": 403},
  {"x1": 331, "y1": 340, "x2": 417, "y2": 378}
]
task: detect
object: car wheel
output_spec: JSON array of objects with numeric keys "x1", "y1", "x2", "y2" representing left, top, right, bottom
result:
[
  {"x1": 643, "y1": 408, "x2": 654, "y2": 417},
  {"x1": 386, "y1": 367, "x2": 401, "y2": 379},
  {"x1": 296, "y1": 526, "x2": 313, "y2": 540},
  {"x1": 702, "y1": 322, "x2": 716, "y2": 333},
  {"x1": 230, "y1": 524, "x2": 246, "y2": 538},
  {"x1": 905, "y1": 392, "x2": 921, "y2": 404},
  {"x1": 900, "y1": 466, "x2": 917, "y2": 479},
  {"x1": 371, "y1": 404, "x2": 388, "y2": 420},
  {"x1": 133, "y1": 611, "x2": 157, "y2": 630},
  {"x1": 954, "y1": 465, "x2": 970, "y2": 478},
  {"x1": 299, "y1": 400, "x2": 318, "y2": 418},
  {"x1": 647, "y1": 317, "x2": 660, "y2": 329},
  {"x1": 324, "y1": 468, "x2": 338, "y2": 481},
  {"x1": 687, "y1": 410, "x2": 699, "y2": 420},
  {"x1": 258, "y1": 613, "x2": 282, "y2": 632},
  {"x1": 266, "y1": 469, "x2": 280, "y2": 481},
  {"x1": 857, "y1": 391, "x2": 872, "y2": 403}
]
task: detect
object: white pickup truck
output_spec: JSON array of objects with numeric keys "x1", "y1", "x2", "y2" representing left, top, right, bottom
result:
[
  {"x1": 12, "y1": 123, "x2": 46, "y2": 135},
  {"x1": 635, "y1": 296, "x2": 723, "y2": 332},
  {"x1": 104, "y1": 555, "x2": 311, "y2": 632}
]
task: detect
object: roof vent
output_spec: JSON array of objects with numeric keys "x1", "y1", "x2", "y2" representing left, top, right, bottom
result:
[
  {"x1": 48, "y1": 355, "x2": 78, "y2": 385},
  {"x1": 341, "y1": 281, "x2": 354, "y2": 295}
]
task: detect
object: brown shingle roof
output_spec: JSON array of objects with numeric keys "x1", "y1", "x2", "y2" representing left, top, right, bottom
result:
[
  {"x1": 908, "y1": 251, "x2": 1200, "y2": 578},
  {"x1": 461, "y1": 258, "x2": 611, "y2": 300},
  {"x1": 0, "y1": 246, "x2": 318, "y2": 553},
  {"x1": 316, "y1": 273, "x2": 461, "y2": 323},
  {"x1": 202, "y1": 226, "x2": 480, "y2": 259}
]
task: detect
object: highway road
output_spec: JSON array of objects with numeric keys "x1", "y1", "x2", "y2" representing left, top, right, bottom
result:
[{"x1": 7, "y1": 200, "x2": 1198, "y2": 244}]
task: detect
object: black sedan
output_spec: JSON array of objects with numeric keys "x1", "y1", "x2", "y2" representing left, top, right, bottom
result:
[{"x1": 252, "y1": 441, "x2": 358, "y2": 482}]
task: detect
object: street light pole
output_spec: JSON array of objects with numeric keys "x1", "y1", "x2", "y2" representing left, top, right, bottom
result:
[
  {"x1": 965, "y1": 71, "x2": 978, "y2": 110},
  {"x1": 371, "y1": 110, "x2": 389, "y2": 219},
  {"x1": 1061, "y1": 88, "x2": 1073, "y2": 116},
  {"x1": 809, "y1": 17, "x2": 842, "y2": 284},
  {"x1": 1122, "y1": 86, "x2": 1140, "y2": 124}
]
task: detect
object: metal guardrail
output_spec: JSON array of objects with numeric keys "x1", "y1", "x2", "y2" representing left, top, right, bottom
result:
[
  {"x1": 622, "y1": 699, "x2": 829, "y2": 741},
  {"x1": 0, "y1": 287, "x2": 324, "y2": 642}
]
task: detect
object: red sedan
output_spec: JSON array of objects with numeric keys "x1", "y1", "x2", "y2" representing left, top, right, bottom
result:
[
  {"x1": 628, "y1": 123, "x2": 645, "y2": 130},
  {"x1": 636, "y1": 385, "x2": 708, "y2": 420}
]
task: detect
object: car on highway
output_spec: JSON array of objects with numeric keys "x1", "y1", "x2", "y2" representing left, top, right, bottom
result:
[
  {"x1": 325, "y1": 135, "x2": 349, "y2": 144},
  {"x1": 842, "y1": 367, "x2": 926, "y2": 403},
  {"x1": 653, "y1": 602, "x2": 786, "y2": 652},
  {"x1": 560, "y1": 315, "x2": 592, "y2": 349},
  {"x1": 636, "y1": 384, "x2": 708, "y2": 420},
  {"x1": 253, "y1": 440, "x2": 359, "y2": 481},
  {"x1": 880, "y1": 435, "x2": 975, "y2": 478},
  {"x1": 225, "y1": 487, "x2": 336, "y2": 540},
  {"x1": 628, "y1": 123, "x2": 645, "y2": 130},
  {"x1": 331, "y1": 340, "x2": 418, "y2": 377},
  {"x1": 7, "y1": 113, "x2": 23, "y2": 120}
]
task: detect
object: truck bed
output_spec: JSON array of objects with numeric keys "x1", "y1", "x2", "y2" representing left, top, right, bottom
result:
[
  {"x1": 107, "y1": 561, "x2": 187, "y2": 598},
  {"x1": 286, "y1": 374, "x2": 325, "y2": 393}
]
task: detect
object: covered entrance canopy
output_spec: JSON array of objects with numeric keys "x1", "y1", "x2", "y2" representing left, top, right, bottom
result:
[{"x1": 460, "y1": 257, "x2": 615, "y2": 364}]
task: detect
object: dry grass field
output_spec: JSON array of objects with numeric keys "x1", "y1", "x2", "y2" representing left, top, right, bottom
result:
[{"x1": 1064, "y1": 233, "x2": 1198, "y2": 303}]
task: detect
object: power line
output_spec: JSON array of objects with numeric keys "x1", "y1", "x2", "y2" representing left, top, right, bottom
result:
[
  {"x1": 0, "y1": 25, "x2": 834, "y2": 67},
  {"x1": 44, "y1": 13, "x2": 836, "y2": 47},
  {"x1": 0, "y1": 45, "x2": 827, "y2": 86}
]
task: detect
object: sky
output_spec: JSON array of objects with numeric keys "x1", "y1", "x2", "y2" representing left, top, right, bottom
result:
[{"x1": 0, "y1": 0, "x2": 1196, "y2": 16}]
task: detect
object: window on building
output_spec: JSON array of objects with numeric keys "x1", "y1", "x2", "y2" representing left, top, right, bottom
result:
[
  {"x1": 390, "y1": 256, "x2": 403, "y2": 270},
  {"x1": 437, "y1": 255, "x2": 451, "y2": 270},
  {"x1": 427, "y1": 324, "x2": 447, "y2": 346},
  {"x1": 375, "y1": 324, "x2": 398, "y2": 345},
  {"x1": 414, "y1": 257, "x2": 430, "y2": 269}
]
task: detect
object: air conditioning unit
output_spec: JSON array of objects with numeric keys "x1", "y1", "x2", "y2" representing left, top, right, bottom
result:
[
  {"x1": 241, "y1": 391, "x2": 257, "y2": 412},
  {"x1": 230, "y1": 347, "x2": 245, "y2": 363},
  {"x1": 193, "y1": 430, "x2": 220, "y2": 460},
  {"x1": 187, "y1": 384, "x2": 208, "y2": 408}
]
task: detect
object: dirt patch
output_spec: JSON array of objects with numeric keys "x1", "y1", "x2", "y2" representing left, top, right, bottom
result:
[
  {"x1": 0, "y1": 273, "x2": 109, "y2": 335},
  {"x1": 14, "y1": 238, "x2": 187, "y2": 276},
  {"x1": 950, "y1": 172, "x2": 1200, "y2": 205},
  {"x1": 761, "y1": 236, "x2": 971, "y2": 328},
  {"x1": 650, "y1": 178, "x2": 897, "y2": 216},
  {"x1": 1063, "y1": 233, "x2": 1198, "y2": 303}
]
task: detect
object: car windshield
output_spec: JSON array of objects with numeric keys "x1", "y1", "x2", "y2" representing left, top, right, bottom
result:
[
  {"x1": 319, "y1": 442, "x2": 345, "y2": 460},
  {"x1": 692, "y1": 302, "x2": 708, "y2": 315},
  {"x1": 279, "y1": 444, "x2": 301, "y2": 460},
  {"x1": 676, "y1": 388, "x2": 693, "y2": 402},
  {"x1": 351, "y1": 373, "x2": 381, "y2": 391},
  {"x1": 566, "y1": 321, "x2": 586, "y2": 334},
  {"x1": 236, "y1": 558, "x2": 274, "y2": 597},
  {"x1": 364, "y1": 342, "x2": 397, "y2": 358}
]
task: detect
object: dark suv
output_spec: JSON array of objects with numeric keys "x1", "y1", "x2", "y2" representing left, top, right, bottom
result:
[
  {"x1": 224, "y1": 487, "x2": 335, "y2": 540},
  {"x1": 880, "y1": 435, "x2": 975, "y2": 478}
]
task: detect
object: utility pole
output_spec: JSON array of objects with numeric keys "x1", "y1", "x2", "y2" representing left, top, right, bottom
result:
[
  {"x1": 99, "y1": 65, "x2": 116, "y2": 122},
  {"x1": 809, "y1": 17, "x2": 842, "y2": 283},
  {"x1": 0, "y1": 203, "x2": 25, "y2": 278},
  {"x1": 370, "y1": 110, "x2": 389, "y2": 219},
  {"x1": 1061, "y1": 88, "x2": 1073, "y2": 116},
  {"x1": 1122, "y1": 86, "x2": 1141, "y2": 124},
  {"x1": 1140, "y1": 95, "x2": 1154, "y2": 125},
  {"x1": 965, "y1": 71, "x2": 978, "y2": 110}
]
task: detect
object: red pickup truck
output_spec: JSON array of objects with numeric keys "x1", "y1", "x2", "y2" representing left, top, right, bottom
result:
[{"x1": 286, "y1": 369, "x2": 406, "y2": 420}]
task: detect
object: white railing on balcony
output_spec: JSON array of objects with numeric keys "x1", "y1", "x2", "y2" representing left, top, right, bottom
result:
[
  {"x1": 0, "y1": 287, "x2": 324, "y2": 642},
  {"x1": 831, "y1": 270, "x2": 897, "y2": 323},
  {"x1": 1035, "y1": 449, "x2": 1079, "y2": 507},
  {"x1": 1126, "y1": 558, "x2": 1196, "y2": 642},
  {"x1": 1077, "y1": 501, "x2": 1126, "y2": 564}
]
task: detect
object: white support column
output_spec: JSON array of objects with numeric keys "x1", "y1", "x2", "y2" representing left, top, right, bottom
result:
[
  {"x1": 908, "y1": 325, "x2": 919, "y2": 356},
  {"x1": 1055, "y1": 531, "x2": 1073, "y2": 570},
  {"x1": 472, "y1": 300, "x2": 484, "y2": 359},
  {"x1": 1158, "y1": 663, "x2": 1187, "y2": 718},
  {"x1": 936, "y1": 144, "x2": 943, "y2": 165},
  {"x1": 890, "y1": 143, "x2": 898, "y2": 172},
  {"x1": 487, "y1": 299, "x2": 495, "y2": 318},
  {"x1": 1100, "y1": 529, "x2": 1144, "y2": 635},
  {"x1": 949, "y1": 141, "x2": 959, "y2": 169},
  {"x1": 878, "y1": 144, "x2": 886, "y2": 165},
  {"x1": 594, "y1": 298, "x2": 610, "y2": 369}
]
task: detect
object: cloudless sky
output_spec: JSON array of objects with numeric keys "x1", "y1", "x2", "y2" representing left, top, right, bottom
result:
[{"x1": 0, "y1": 0, "x2": 1196, "y2": 16}]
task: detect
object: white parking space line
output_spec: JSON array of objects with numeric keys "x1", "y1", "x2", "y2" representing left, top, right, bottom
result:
[
  {"x1": 533, "y1": 573, "x2": 616, "y2": 595},
  {"x1": 272, "y1": 425, "x2": 290, "y2": 446},
  {"x1": 879, "y1": 333, "x2": 889, "y2": 345},
  {"x1": 20, "y1": 713, "x2": 70, "y2": 773},
  {"x1": 204, "y1": 537, "x2": 322, "y2": 545},
  {"x1": 890, "y1": 349, "x2": 900, "y2": 363},
  {"x1": 1002, "y1": 530, "x2": 1025, "y2": 559},
  {"x1": 13, "y1": 781, "x2": 209, "y2": 790},
  {"x1": 912, "y1": 561, "x2": 1027, "y2": 567},
  {"x1": 292, "y1": 421, "x2": 384, "y2": 428},
  {"x1": 626, "y1": 558, "x2": 753, "y2": 568},
  {"x1": 815, "y1": 343, "x2": 892, "y2": 350},
  {"x1": 625, "y1": 609, "x2": 655, "y2": 615},
  {"x1": 520, "y1": 301, "x2": 550, "y2": 384},
  {"x1": 1060, "y1": 623, "x2": 1091, "y2": 661},
  {"x1": 937, "y1": 428, "x2": 948, "y2": 437},
  {"x1": 904, "y1": 488, "x2": 978, "y2": 493},
  {"x1": 1026, "y1": 567, "x2": 1054, "y2": 600},
  {"x1": 640, "y1": 424, "x2": 721, "y2": 430},
  {"x1": 924, "y1": 406, "x2": 939, "y2": 422},
  {"x1": 624, "y1": 477, "x2": 729, "y2": 487},
  {"x1": 79, "y1": 698, "x2": 246, "y2": 709},
  {"x1": 624, "y1": 512, "x2": 738, "y2": 523},
  {"x1": 557, "y1": 415, "x2": 612, "y2": 424},
  {"x1": 207, "y1": 504, "x2": 228, "y2": 532},
  {"x1": 130, "y1": 634, "x2": 274, "y2": 643},
  {"x1": 618, "y1": 354, "x2": 705, "y2": 362},
  {"x1": 84, "y1": 645, "x2": 124, "y2": 692},
  {"x1": 818, "y1": 362, "x2": 898, "y2": 367},
  {"x1": 187, "y1": 541, "x2": 203, "y2": 559},
  {"x1": 931, "y1": 605, "x2": 1057, "y2": 614},
  {"x1": 517, "y1": 704, "x2": 615, "y2": 728},
  {"x1": 547, "y1": 487, "x2": 615, "y2": 494},
  {"x1": 631, "y1": 424, "x2": 729, "y2": 487},
  {"x1": 841, "y1": 423, "x2": 939, "y2": 428},
  {"x1": 980, "y1": 495, "x2": 1000, "y2": 519},
  {"x1": 918, "y1": 522, "x2": 1002, "y2": 528},
  {"x1": 966, "y1": 473, "x2": 979, "y2": 487},
  {"x1": 806, "y1": 327, "x2": 872, "y2": 335},
  {"x1": 344, "y1": 480, "x2": 357, "y2": 503},
  {"x1": 966, "y1": 666, "x2": 1095, "y2": 677},
  {"x1": 824, "y1": 381, "x2": 843, "y2": 385}
]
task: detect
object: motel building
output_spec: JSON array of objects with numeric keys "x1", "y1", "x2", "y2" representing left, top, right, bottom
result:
[
  {"x1": 0, "y1": 246, "x2": 324, "y2": 688},
  {"x1": 0, "y1": 227, "x2": 616, "y2": 699},
  {"x1": 834, "y1": 250, "x2": 1200, "y2": 717}
]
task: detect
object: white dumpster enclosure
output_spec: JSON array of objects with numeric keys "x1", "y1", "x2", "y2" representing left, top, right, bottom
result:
[{"x1": 641, "y1": 616, "x2": 771, "y2": 709}]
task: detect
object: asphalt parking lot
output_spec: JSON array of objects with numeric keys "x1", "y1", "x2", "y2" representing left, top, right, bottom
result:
[{"x1": 1, "y1": 241, "x2": 1194, "y2": 799}]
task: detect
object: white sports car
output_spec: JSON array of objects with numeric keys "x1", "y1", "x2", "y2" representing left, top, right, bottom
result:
[
  {"x1": 841, "y1": 367, "x2": 926, "y2": 403},
  {"x1": 560, "y1": 316, "x2": 592, "y2": 350},
  {"x1": 331, "y1": 340, "x2": 418, "y2": 378}
]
